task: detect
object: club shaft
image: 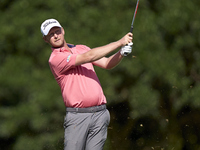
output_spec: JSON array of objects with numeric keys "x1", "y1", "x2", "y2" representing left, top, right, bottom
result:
[{"x1": 130, "y1": 0, "x2": 139, "y2": 33}]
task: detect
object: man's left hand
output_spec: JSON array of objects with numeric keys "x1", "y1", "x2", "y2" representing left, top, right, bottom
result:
[{"x1": 120, "y1": 42, "x2": 133, "y2": 56}]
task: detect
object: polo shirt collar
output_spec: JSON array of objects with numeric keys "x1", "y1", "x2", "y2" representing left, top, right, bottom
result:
[{"x1": 51, "y1": 44, "x2": 76, "y2": 52}]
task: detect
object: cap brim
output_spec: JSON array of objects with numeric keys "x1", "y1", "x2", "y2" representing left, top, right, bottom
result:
[{"x1": 44, "y1": 25, "x2": 61, "y2": 36}]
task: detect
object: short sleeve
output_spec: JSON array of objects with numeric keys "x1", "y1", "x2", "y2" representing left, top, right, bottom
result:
[{"x1": 49, "y1": 52, "x2": 77, "y2": 78}]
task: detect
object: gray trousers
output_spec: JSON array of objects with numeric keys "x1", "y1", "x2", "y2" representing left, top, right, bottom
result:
[{"x1": 64, "y1": 109, "x2": 110, "y2": 150}]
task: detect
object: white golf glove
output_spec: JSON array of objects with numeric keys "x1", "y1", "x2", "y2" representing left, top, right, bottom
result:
[{"x1": 120, "y1": 42, "x2": 133, "y2": 56}]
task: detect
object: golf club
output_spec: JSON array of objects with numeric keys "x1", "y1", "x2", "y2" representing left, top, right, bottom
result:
[
  {"x1": 123, "y1": 0, "x2": 139, "y2": 56},
  {"x1": 130, "y1": 0, "x2": 140, "y2": 33}
]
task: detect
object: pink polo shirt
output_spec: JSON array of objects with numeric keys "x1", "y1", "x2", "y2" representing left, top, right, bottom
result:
[{"x1": 48, "y1": 44, "x2": 107, "y2": 108}]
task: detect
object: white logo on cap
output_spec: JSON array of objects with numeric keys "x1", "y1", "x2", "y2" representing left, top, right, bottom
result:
[{"x1": 43, "y1": 21, "x2": 57, "y2": 30}]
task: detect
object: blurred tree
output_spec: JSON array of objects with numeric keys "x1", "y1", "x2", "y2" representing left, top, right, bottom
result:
[{"x1": 0, "y1": 0, "x2": 200, "y2": 150}]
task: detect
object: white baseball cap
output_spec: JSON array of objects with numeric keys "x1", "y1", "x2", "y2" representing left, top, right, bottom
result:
[{"x1": 41, "y1": 19, "x2": 62, "y2": 36}]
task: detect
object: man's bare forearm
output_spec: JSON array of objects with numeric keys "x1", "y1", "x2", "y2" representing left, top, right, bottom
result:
[
  {"x1": 75, "y1": 33, "x2": 132, "y2": 66},
  {"x1": 86, "y1": 41, "x2": 121, "y2": 62}
]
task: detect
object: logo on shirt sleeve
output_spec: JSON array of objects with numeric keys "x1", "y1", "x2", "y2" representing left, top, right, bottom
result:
[{"x1": 67, "y1": 55, "x2": 71, "y2": 62}]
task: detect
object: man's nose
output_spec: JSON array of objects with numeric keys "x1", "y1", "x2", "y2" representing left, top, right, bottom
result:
[{"x1": 54, "y1": 33, "x2": 58, "y2": 38}]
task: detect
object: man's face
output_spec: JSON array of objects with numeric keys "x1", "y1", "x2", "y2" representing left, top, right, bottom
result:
[{"x1": 44, "y1": 27, "x2": 65, "y2": 48}]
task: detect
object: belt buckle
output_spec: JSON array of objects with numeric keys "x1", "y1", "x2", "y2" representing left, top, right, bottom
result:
[
  {"x1": 90, "y1": 108, "x2": 95, "y2": 113},
  {"x1": 76, "y1": 108, "x2": 79, "y2": 112}
]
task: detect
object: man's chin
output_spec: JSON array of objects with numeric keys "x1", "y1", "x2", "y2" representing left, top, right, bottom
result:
[{"x1": 52, "y1": 43, "x2": 64, "y2": 48}]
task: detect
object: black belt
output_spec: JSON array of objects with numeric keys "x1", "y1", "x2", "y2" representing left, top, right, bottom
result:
[{"x1": 66, "y1": 104, "x2": 106, "y2": 113}]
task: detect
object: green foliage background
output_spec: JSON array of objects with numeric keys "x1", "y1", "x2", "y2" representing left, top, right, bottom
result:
[{"x1": 1, "y1": 0, "x2": 200, "y2": 149}]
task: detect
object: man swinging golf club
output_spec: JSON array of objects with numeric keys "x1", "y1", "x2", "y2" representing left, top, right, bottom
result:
[{"x1": 41, "y1": 18, "x2": 133, "y2": 150}]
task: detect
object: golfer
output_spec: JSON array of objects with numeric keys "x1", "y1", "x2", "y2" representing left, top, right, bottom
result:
[{"x1": 41, "y1": 19, "x2": 133, "y2": 150}]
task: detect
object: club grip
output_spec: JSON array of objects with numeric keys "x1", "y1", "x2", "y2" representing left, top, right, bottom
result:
[{"x1": 130, "y1": 27, "x2": 133, "y2": 33}]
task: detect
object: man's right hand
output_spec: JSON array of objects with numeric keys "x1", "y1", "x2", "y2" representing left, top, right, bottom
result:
[{"x1": 119, "y1": 33, "x2": 133, "y2": 46}]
